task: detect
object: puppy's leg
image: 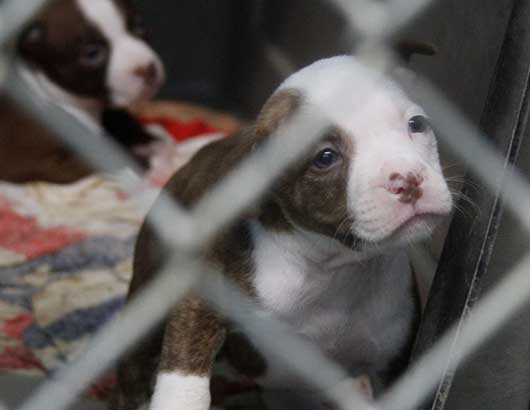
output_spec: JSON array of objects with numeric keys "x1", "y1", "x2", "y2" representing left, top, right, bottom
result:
[
  {"x1": 150, "y1": 296, "x2": 225, "y2": 410},
  {"x1": 113, "y1": 325, "x2": 164, "y2": 410}
]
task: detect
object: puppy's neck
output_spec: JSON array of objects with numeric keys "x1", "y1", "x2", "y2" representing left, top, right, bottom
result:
[
  {"x1": 258, "y1": 200, "x2": 378, "y2": 270},
  {"x1": 254, "y1": 221, "x2": 373, "y2": 277},
  {"x1": 19, "y1": 64, "x2": 104, "y2": 134}
]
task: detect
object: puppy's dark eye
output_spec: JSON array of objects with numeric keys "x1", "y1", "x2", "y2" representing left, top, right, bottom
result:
[
  {"x1": 313, "y1": 148, "x2": 339, "y2": 169},
  {"x1": 79, "y1": 43, "x2": 108, "y2": 68},
  {"x1": 408, "y1": 115, "x2": 430, "y2": 134}
]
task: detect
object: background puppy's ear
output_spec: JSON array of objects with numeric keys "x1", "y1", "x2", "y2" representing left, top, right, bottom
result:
[
  {"x1": 394, "y1": 39, "x2": 437, "y2": 63},
  {"x1": 17, "y1": 22, "x2": 46, "y2": 62}
]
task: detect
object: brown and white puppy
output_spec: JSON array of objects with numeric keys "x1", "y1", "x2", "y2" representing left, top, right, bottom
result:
[
  {"x1": 0, "y1": 0, "x2": 164, "y2": 183},
  {"x1": 116, "y1": 56, "x2": 453, "y2": 410}
]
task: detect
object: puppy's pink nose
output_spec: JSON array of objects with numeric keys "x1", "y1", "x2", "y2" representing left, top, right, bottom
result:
[
  {"x1": 387, "y1": 172, "x2": 424, "y2": 204},
  {"x1": 134, "y1": 62, "x2": 157, "y2": 85}
]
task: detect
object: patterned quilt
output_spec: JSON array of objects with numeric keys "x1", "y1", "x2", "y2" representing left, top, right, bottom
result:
[{"x1": 0, "y1": 121, "x2": 224, "y2": 399}]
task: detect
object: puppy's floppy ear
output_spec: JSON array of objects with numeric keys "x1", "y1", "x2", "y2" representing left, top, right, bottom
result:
[
  {"x1": 18, "y1": 22, "x2": 46, "y2": 61},
  {"x1": 394, "y1": 39, "x2": 437, "y2": 63},
  {"x1": 255, "y1": 88, "x2": 302, "y2": 139}
]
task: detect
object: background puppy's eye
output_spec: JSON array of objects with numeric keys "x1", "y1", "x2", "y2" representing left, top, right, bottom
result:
[
  {"x1": 313, "y1": 148, "x2": 339, "y2": 169},
  {"x1": 79, "y1": 43, "x2": 108, "y2": 68},
  {"x1": 408, "y1": 115, "x2": 430, "y2": 134}
]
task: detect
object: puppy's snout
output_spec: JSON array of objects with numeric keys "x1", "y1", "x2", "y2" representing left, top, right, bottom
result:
[
  {"x1": 134, "y1": 62, "x2": 158, "y2": 85},
  {"x1": 386, "y1": 172, "x2": 424, "y2": 204}
]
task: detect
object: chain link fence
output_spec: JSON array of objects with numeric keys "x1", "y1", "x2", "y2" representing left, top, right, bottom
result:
[{"x1": 1, "y1": 1, "x2": 529, "y2": 410}]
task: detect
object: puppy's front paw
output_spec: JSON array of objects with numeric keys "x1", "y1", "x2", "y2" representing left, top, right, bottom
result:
[{"x1": 149, "y1": 372, "x2": 211, "y2": 410}]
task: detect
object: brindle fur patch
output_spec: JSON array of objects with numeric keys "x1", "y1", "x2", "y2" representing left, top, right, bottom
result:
[
  {"x1": 264, "y1": 129, "x2": 358, "y2": 247},
  {"x1": 159, "y1": 296, "x2": 226, "y2": 375}
]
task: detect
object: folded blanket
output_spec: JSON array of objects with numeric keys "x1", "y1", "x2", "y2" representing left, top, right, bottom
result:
[
  {"x1": 0, "y1": 113, "x2": 230, "y2": 400},
  {"x1": 0, "y1": 176, "x2": 143, "y2": 404}
]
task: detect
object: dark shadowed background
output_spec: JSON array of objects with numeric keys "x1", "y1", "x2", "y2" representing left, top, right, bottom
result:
[{"x1": 136, "y1": 0, "x2": 511, "y2": 122}]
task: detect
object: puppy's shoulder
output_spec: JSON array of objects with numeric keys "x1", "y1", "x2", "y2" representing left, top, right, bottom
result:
[
  {"x1": 164, "y1": 128, "x2": 256, "y2": 207},
  {"x1": 132, "y1": 128, "x2": 258, "y2": 296}
]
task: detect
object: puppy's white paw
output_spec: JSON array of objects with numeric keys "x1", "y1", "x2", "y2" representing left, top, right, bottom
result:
[{"x1": 149, "y1": 372, "x2": 210, "y2": 410}]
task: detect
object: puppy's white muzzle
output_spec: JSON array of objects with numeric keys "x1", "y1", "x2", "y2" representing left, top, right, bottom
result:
[
  {"x1": 351, "y1": 145, "x2": 452, "y2": 243},
  {"x1": 107, "y1": 36, "x2": 165, "y2": 108}
]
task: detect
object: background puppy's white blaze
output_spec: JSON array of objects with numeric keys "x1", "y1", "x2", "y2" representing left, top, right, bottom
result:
[
  {"x1": 150, "y1": 372, "x2": 210, "y2": 410},
  {"x1": 76, "y1": 0, "x2": 164, "y2": 107},
  {"x1": 76, "y1": 0, "x2": 125, "y2": 39}
]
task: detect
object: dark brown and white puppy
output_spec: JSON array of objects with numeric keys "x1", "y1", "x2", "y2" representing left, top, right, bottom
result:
[
  {"x1": 115, "y1": 56, "x2": 452, "y2": 410},
  {"x1": 0, "y1": 0, "x2": 164, "y2": 183}
]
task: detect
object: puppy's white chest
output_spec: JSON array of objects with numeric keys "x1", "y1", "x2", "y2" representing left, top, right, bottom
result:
[
  {"x1": 252, "y1": 229, "x2": 360, "y2": 337},
  {"x1": 254, "y1": 251, "x2": 356, "y2": 350},
  {"x1": 250, "y1": 224, "x2": 416, "y2": 387},
  {"x1": 252, "y1": 233, "x2": 313, "y2": 315}
]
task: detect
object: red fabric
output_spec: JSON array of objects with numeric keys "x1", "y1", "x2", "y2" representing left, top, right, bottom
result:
[
  {"x1": 0, "y1": 201, "x2": 86, "y2": 258},
  {"x1": 0, "y1": 346, "x2": 45, "y2": 372},
  {"x1": 3, "y1": 314, "x2": 33, "y2": 340},
  {"x1": 140, "y1": 117, "x2": 220, "y2": 142}
]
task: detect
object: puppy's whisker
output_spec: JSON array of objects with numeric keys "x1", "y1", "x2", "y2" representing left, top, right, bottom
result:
[
  {"x1": 445, "y1": 176, "x2": 482, "y2": 192},
  {"x1": 333, "y1": 217, "x2": 350, "y2": 244},
  {"x1": 449, "y1": 192, "x2": 478, "y2": 219},
  {"x1": 450, "y1": 189, "x2": 479, "y2": 213},
  {"x1": 442, "y1": 162, "x2": 461, "y2": 171}
]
